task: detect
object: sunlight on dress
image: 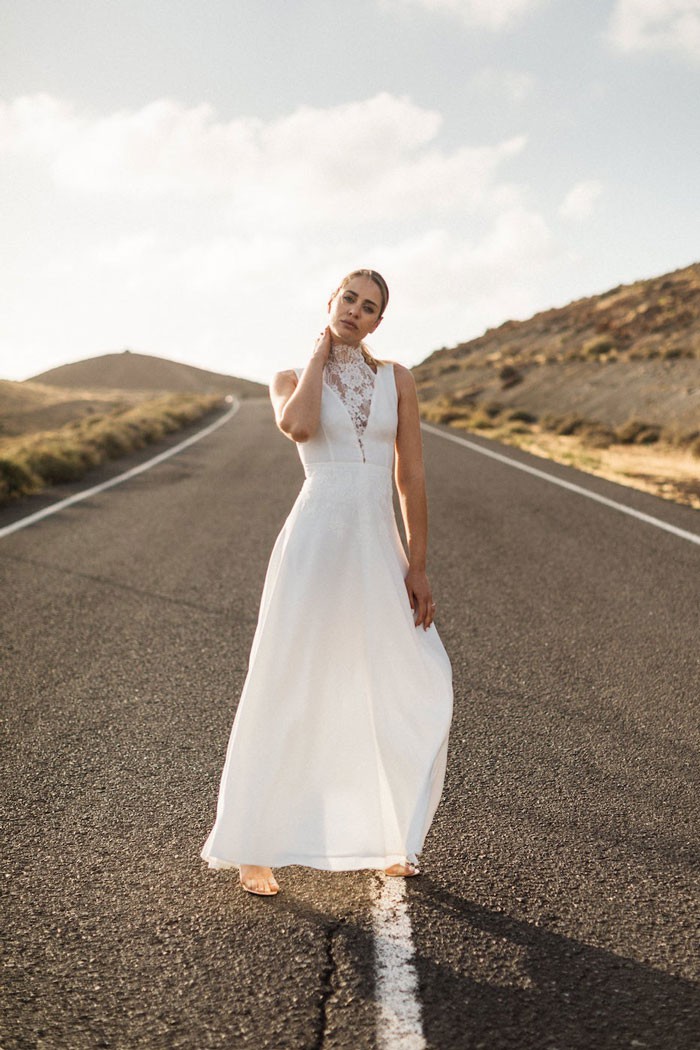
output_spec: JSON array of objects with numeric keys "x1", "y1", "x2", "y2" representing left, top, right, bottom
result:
[{"x1": 201, "y1": 343, "x2": 453, "y2": 871}]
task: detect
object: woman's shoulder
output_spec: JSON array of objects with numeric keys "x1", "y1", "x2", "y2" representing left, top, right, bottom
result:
[
  {"x1": 272, "y1": 366, "x2": 302, "y2": 380},
  {"x1": 269, "y1": 368, "x2": 299, "y2": 394},
  {"x1": 382, "y1": 360, "x2": 415, "y2": 393}
]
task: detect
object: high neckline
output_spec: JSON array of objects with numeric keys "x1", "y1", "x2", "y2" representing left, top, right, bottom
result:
[{"x1": 328, "y1": 341, "x2": 365, "y2": 364}]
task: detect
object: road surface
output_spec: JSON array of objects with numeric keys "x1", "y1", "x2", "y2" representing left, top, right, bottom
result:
[{"x1": 2, "y1": 398, "x2": 698, "y2": 1049}]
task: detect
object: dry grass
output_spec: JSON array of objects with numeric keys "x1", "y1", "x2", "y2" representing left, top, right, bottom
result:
[
  {"x1": 0, "y1": 379, "x2": 135, "y2": 438},
  {"x1": 0, "y1": 393, "x2": 222, "y2": 506},
  {"x1": 420, "y1": 400, "x2": 700, "y2": 510},
  {"x1": 502, "y1": 430, "x2": 700, "y2": 510}
]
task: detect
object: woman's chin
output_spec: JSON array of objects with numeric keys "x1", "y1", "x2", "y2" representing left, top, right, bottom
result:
[{"x1": 332, "y1": 326, "x2": 360, "y2": 345}]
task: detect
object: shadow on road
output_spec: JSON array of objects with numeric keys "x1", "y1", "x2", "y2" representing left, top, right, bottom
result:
[{"x1": 410, "y1": 878, "x2": 699, "y2": 1050}]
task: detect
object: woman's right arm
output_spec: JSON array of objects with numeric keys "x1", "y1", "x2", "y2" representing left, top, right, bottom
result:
[{"x1": 269, "y1": 328, "x2": 330, "y2": 442}]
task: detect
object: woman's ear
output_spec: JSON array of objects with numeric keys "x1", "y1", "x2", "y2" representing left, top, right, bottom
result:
[{"x1": 370, "y1": 315, "x2": 383, "y2": 333}]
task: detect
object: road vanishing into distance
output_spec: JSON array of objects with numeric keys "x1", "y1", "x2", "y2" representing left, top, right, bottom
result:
[{"x1": 2, "y1": 397, "x2": 699, "y2": 1049}]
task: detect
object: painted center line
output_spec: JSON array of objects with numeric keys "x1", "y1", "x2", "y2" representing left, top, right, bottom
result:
[
  {"x1": 373, "y1": 874, "x2": 427, "y2": 1050},
  {"x1": 422, "y1": 422, "x2": 700, "y2": 547},
  {"x1": 0, "y1": 399, "x2": 241, "y2": 541}
]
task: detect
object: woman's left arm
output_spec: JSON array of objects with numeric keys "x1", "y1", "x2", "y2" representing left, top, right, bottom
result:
[{"x1": 393, "y1": 363, "x2": 435, "y2": 631}]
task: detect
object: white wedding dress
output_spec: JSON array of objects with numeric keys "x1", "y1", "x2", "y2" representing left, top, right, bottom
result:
[{"x1": 200, "y1": 344, "x2": 453, "y2": 871}]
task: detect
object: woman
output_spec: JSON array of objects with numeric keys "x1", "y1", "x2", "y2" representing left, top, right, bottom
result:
[{"x1": 201, "y1": 269, "x2": 453, "y2": 896}]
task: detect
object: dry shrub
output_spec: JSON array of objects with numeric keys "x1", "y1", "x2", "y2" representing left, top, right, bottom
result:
[
  {"x1": 0, "y1": 394, "x2": 221, "y2": 506},
  {"x1": 617, "y1": 418, "x2": 651, "y2": 443},
  {"x1": 470, "y1": 411, "x2": 495, "y2": 429},
  {"x1": 499, "y1": 364, "x2": 523, "y2": 389},
  {"x1": 541, "y1": 413, "x2": 563, "y2": 431},
  {"x1": 0, "y1": 458, "x2": 39, "y2": 502},
  {"x1": 506, "y1": 409, "x2": 538, "y2": 424},
  {"x1": 23, "y1": 441, "x2": 99, "y2": 484},
  {"x1": 617, "y1": 418, "x2": 662, "y2": 444},
  {"x1": 628, "y1": 346, "x2": 661, "y2": 360},
  {"x1": 634, "y1": 426, "x2": 661, "y2": 444},
  {"x1": 583, "y1": 336, "x2": 616, "y2": 358},
  {"x1": 452, "y1": 386, "x2": 483, "y2": 405},
  {"x1": 579, "y1": 423, "x2": 616, "y2": 448},
  {"x1": 676, "y1": 428, "x2": 700, "y2": 449},
  {"x1": 553, "y1": 414, "x2": 586, "y2": 436},
  {"x1": 435, "y1": 409, "x2": 472, "y2": 425}
]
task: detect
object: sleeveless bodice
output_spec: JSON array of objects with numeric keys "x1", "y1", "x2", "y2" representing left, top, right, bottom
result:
[{"x1": 292, "y1": 345, "x2": 397, "y2": 472}]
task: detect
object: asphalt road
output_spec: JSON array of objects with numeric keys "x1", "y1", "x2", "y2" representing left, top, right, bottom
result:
[{"x1": 1, "y1": 398, "x2": 699, "y2": 1050}]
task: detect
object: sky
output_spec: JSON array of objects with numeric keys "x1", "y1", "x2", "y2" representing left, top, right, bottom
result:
[{"x1": 1, "y1": 0, "x2": 699, "y2": 385}]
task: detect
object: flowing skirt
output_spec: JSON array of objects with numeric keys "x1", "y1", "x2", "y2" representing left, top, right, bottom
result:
[{"x1": 201, "y1": 461, "x2": 453, "y2": 871}]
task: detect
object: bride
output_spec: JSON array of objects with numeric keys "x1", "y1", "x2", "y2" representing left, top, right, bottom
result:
[{"x1": 201, "y1": 269, "x2": 453, "y2": 896}]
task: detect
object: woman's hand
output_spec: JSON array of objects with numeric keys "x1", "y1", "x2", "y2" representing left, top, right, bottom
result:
[
  {"x1": 312, "y1": 326, "x2": 332, "y2": 364},
  {"x1": 404, "y1": 567, "x2": 436, "y2": 631}
]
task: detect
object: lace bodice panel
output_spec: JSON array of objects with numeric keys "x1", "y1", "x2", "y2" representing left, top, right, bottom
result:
[
  {"x1": 291, "y1": 345, "x2": 396, "y2": 469},
  {"x1": 323, "y1": 343, "x2": 377, "y2": 461}
]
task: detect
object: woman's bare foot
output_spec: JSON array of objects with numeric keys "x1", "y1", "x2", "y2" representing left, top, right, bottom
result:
[
  {"x1": 384, "y1": 861, "x2": 420, "y2": 876},
  {"x1": 239, "y1": 864, "x2": 280, "y2": 895}
]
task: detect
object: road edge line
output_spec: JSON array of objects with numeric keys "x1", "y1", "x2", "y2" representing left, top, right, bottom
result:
[
  {"x1": 421, "y1": 422, "x2": 700, "y2": 547},
  {"x1": 0, "y1": 398, "x2": 241, "y2": 541}
]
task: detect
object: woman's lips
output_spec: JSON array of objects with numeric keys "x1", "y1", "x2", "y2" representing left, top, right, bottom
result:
[{"x1": 341, "y1": 320, "x2": 357, "y2": 329}]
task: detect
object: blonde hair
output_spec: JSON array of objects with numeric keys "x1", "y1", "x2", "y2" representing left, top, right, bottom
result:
[{"x1": 333, "y1": 268, "x2": 390, "y2": 370}]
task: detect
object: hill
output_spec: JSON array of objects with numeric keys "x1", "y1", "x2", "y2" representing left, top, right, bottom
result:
[
  {"x1": 0, "y1": 379, "x2": 133, "y2": 439},
  {"x1": 414, "y1": 261, "x2": 700, "y2": 509},
  {"x1": 1, "y1": 348, "x2": 266, "y2": 505},
  {"x1": 414, "y1": 261, "x2": 699, "y2": 429},
  {"x1": 30, "y1": 350, "x2": 267, "y2": 399}
]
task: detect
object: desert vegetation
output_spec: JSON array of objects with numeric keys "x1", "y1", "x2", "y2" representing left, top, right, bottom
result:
[
  {"x1": 420, "y1": 397, "x2": 700, "y2": 508},
  {"x1": 0, "y1": 393, "x2": 222, "y2": 506},
  {"x1": 414, "y1": 262, "x2": 700, "y2": 509}
]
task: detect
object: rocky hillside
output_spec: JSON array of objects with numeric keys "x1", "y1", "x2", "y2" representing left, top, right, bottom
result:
[
  {"x1": 414, "y1": 261, "x2": 700, "y2": 441},
  {"x1": 30, "y1": 350, "x2": 267, "y2": 400}
]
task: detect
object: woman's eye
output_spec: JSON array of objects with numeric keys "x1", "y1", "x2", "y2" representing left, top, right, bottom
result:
[{"x1": 343, "y1": 294, "x2": 353, "y2": 302}]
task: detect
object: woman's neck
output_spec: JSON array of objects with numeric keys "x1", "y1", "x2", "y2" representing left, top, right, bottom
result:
[{"x1": 329, "y1": 341, "x2": 363, "y2": 359}]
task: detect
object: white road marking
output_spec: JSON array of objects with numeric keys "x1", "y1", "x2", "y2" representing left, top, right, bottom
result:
[
  {"x1": 373, "y1": 874, "x2": 427, "y2": 1050},
  {"x1": 0, "y1": 399, "x2": 241, "y2": 540},
  {"x1": 422, "y1": 422, "x2": 700, "y2": 547}
]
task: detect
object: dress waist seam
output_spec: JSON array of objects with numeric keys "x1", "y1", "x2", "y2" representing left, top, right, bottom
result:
[{"x1": 303, "y1": 461, "x2": 391, "y2": 477}]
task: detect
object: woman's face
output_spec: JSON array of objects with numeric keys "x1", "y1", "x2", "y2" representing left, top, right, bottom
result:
[{"x1": 327, "y1": 276, "x2": 383, "y2": 345}]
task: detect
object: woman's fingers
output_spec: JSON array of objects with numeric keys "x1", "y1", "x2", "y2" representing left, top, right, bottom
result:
[
  {"x1": 313, "y1": 326, "x2": 332, "y2": 362},
  {"x1": 416, "y1": 595, "x2": 435, "y2": 630},
  {"x1": 413, "y1": 596, "x2": 427, "y2": 628},
  {"x1": 405, "y1": 573, "x2": 435, "y2": 630}
]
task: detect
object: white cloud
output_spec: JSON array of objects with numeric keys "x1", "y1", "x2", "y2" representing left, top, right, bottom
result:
[
  {"x1": 468, "y1": 67, "x2": 537, "y2": 102},
  {"x1": 0, "y1": 91, "x2": 571, "y2": 382},
  {"x1": 0, "y1": 92, "x2": 528, "y2": 231},
  {"x1": 1, "y1": 212, "x2": 561, "y2": 382},
  {"x1": 385, "y1": 0, "x2": 548, "y2": 30},
  {"x1": 607, "y1": 0, "x2": 700, "y2": 60},
  {"x1": 558, "y1": 179, "x2": 604, "y2": 221}
]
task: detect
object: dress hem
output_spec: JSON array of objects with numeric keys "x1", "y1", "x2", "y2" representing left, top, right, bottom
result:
[{"x1": 200, "y1": 849, "x2": 420, "y2": 872}]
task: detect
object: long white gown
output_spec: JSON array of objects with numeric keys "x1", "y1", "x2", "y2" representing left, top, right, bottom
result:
[{"x1": 200, "y1": 343, "x2": 453, "y2": 871}]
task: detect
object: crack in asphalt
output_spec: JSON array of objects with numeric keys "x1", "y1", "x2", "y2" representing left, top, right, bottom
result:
[
  {"x1": 0, "y1": 550, "x2": 228, "y2": 616},
  {"x1": 314, "y1": 918, "x2": 348, "y2": 1050}
]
